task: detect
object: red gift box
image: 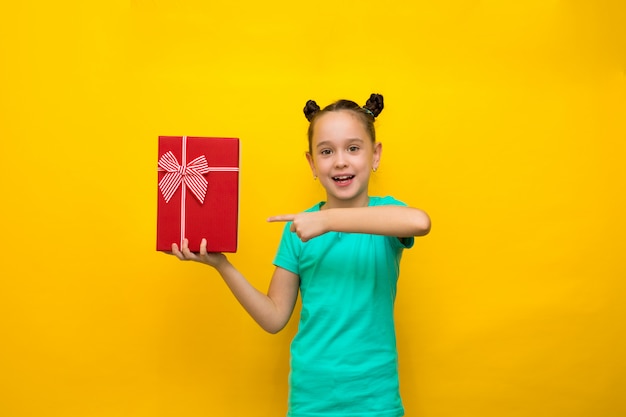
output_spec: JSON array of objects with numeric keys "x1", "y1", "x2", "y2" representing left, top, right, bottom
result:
[{"x1": 156, "y1": 136, "x2": 239, "y2": 252}]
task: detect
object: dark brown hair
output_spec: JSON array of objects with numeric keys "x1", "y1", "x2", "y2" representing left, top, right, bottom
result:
[{"x1": 303, "y1": 93, "x2": 384, "y2": 153}]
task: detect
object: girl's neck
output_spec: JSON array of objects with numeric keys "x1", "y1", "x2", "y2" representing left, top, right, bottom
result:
[{"x1": 321, "y1": 195, "x2": 370, "y2": 210}]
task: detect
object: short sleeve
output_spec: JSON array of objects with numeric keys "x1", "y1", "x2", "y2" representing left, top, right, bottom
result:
[
  {"x1": 373, "y1": 196, "x2": 415, "y2": 249},
  {"x1": 273, "y1": 222, "x2": 301, "y2": 275}
]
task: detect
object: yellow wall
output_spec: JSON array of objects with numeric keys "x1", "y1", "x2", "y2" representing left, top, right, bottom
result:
[{"x1": 1, "y1": 1, "x2": 625, "y2": 416}]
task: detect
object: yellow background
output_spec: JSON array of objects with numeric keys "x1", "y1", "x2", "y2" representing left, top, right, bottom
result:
[{"x1": 1, "y1": 1, "x2": 625, "y2": 416}]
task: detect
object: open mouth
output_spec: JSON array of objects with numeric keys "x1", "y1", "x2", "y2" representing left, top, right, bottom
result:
[{"x1": 333, "y1": 175, "x2": 354, "y2": 184}]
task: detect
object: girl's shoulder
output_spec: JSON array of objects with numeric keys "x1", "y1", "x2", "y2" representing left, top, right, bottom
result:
[
  {"x1": 304, "y1": 201, "x2": 324, "y2": 213},
  {"x1": 368, "y1": 195, "x2": 407, "y2": 207}
]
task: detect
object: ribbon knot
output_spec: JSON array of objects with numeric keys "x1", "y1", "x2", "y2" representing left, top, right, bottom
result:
[{"x1": 158, "y1": 151, "x2": 209, "y2": 203}]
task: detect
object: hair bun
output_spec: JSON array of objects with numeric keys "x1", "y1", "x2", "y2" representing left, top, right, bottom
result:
[
  {"x1": 363, "y1": 93, "x2": 384, "y2": 118},
  {"x1": 303, "y1": 100, "x2": 321, "y2": 121}
]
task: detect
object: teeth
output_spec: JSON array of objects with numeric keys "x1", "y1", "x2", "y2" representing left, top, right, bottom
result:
[{"x1": 333, "y1": 175, "x2": 353, "y2": 181}]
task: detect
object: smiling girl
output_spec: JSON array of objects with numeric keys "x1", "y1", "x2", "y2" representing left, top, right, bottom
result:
[{"x1": 172, "y1": 93, "x2": 431, "y2": 417}]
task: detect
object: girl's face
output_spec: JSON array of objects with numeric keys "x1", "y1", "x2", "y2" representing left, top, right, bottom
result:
[{"x1": 306, "y1": 110, "x2": 381, "y2": 209}]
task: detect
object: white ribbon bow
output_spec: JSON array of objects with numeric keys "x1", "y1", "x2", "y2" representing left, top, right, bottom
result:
[{"x1": 158, "y1": 151, "x2": 210, "y2": 203}]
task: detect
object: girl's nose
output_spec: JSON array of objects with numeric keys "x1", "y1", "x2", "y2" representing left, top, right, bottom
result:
[{"x1": 334, "y1": 151, "x2": 348, "y2": 167}]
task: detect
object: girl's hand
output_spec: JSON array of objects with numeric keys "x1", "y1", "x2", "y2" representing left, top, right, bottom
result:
[
  {"x1": 268, "y1": 211, "x2": 328, "y2": 242},
  {"x1": 171, "y1": 238, "x2": 227, "y2": 268}
]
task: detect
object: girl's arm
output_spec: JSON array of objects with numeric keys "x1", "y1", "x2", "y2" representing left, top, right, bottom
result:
[
  {"x1": 268, "y1": 206, "x2": 431, "y2": 242},
  {"x1": 172, "y1": 238, "x2": 300, "y2": 334}
]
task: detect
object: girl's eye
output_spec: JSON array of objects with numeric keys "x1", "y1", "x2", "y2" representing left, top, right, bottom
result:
[
  {"x1": 348, "y1": 146, "x2": 360, "y2": 152},
  {"x1": 320, "y1": 149, "x2": 332, "y2": 156}
]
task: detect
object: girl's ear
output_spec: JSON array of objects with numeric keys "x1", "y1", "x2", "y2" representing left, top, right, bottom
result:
[
  {"x1": 372, "y1": 142, "x2": 382, "y2": 171},
  {"x1": 306, "y1": 152, "x2": 317, "y2": 178}
]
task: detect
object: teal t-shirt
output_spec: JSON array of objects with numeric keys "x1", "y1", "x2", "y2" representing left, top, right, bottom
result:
[{"x1": 273, "y1": 196, "x2": 414, "y2": 417}]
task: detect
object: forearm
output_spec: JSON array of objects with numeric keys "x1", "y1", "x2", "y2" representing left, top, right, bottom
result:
[
  {"x1": 325, "y1": 206, "x2": 431, "y2": 237},
  {"x1": 213, "y1": 260, "x2": 296, "y2": 334}
]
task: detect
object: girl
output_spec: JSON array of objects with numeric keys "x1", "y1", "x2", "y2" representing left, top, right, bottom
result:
[{"x1": 172, "y1": 94, "x2": 431, "y2": 417}]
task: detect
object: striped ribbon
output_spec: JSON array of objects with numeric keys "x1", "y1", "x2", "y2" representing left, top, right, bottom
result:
[{"x1": 158, "y1": 151, "x2": 209, "y2": 203}]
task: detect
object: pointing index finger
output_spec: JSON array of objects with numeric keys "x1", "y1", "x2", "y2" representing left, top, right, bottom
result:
[{"x1": 267, "y1": 214, "x2": 296, "y2": 223}]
